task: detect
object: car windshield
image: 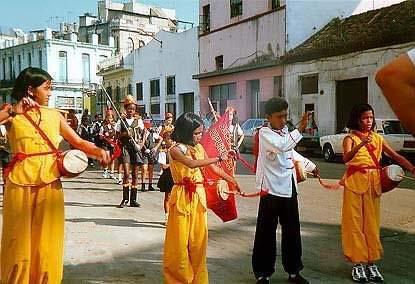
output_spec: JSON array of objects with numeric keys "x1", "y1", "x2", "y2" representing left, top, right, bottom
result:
[{"x1": 382, "y1": 120, "x2": 409, "y2": 134}]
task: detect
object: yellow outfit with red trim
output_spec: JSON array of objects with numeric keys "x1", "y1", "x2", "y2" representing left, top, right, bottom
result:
[
  {"x1": 163, "y1": 144, "x2": 208, "y2": 284},
  {"x1": 342, "y1": 132, "x2": 383, "y2": 263},
  {"x1": 1, "y1": 109, "x2": 64, "y2": 284}
]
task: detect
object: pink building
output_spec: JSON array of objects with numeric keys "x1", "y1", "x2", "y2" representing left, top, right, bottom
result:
[{"x1": 194, "y1": 0, "x2": 285, "y2": 121}]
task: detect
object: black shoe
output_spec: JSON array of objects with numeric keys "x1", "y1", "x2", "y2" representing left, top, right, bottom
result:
[
  {"x1": 288, "y1": 273, "x2": 309, "y2": 284},
  {"x1": 256, "y1": 276, "x2": 270, "y2": 284},
  {"x1": 129, "y1": 187, "x2": 141, "y2": 207},
  {"x1": 148, "y1": 184, "x2": 156, "y2": 191},
  {"x1": 141, "y1": 183, "x2": 147, "y2": 192},
  {"x1": 117, "y1": 186, "x2": 130, "y2": 208},
  {"x1": 117, "y1": 199, "x2": 129, "y2": 208}
]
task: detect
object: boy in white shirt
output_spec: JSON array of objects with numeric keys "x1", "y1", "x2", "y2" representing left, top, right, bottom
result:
[
  {"x1": 376, "y1": 48, "x2": 415, "y2": 135},
  {"x1": 252, "y1": 97, "x2": 319, "y2": 284}
]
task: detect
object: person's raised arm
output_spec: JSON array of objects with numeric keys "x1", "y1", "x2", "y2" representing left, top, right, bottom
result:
[{"x1": 376, "y1": 52, "x2": 415, "y2": 134}]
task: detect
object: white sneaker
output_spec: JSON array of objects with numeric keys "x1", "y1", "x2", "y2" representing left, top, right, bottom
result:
[
  {"x1": 366, "y1": 264, "x2": 384, "y2": 282},
  {"x1": 102, "y1": 171, "x2": 109, "y2": 178},
  {"x1": 352, "y1": 264, "x2": 368, "y2": 283}
]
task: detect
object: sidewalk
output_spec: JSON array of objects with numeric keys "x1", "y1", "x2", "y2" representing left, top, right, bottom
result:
[{"x1": 1, "y1": 171, "x2": 414, "y2": 283}]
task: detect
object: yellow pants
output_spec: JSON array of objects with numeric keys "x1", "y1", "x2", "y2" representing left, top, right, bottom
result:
[
  {"x1": 1, "y1": 179, "x2": 64, "y2": 284},
  {"x1": 163, "y1": 199, "x2": 208, "y2": 284},
  {"x1": 342, "y1": 185, "x2": 382, "y2": 263}
]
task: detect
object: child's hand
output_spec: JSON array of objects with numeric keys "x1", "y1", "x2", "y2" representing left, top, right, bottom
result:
[
  {"x1": 311, "y1": 167, "x2": 320, "y2": 177},
  {"x1": 99, "y1": 149, "x2": 111, "y2": 165},
  {"x1": 360, "y1": 135, "x2": 372, "y2": 145}
]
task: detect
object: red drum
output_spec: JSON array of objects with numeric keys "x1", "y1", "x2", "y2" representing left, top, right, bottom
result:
[
  {"x1": 381, "y1": 164, "x2": 404, "y2": 193},
  {"x1": 57, "y1": 150, "x2": 88, "y2": 178},
  {"x1": 295, "y1": 161, "x2": 307, "y2": 183}
]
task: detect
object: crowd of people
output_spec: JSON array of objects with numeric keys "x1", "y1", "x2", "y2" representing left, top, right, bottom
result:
[{"x1": 1, "y1": 44, "x2": 415, "y2": 284}]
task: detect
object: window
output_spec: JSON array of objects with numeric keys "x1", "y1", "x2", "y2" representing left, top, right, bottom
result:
[
  {"x1": 39, "y1": 50, "x2": 42, "y2": 68},
  {"x1": 82, "y1": 53, "x2": 90, "y2": 83},
  {"x1": 2, "y1": 58, "x2": 5, "y2": 80},
  {"x1": 215, "y1": 55, "x2": 223, "y2": 70},
  {"x1": 273, "y1": 76, "x2": 282, "y2": 97},
  {"x1": 115, "y1": 86, "x2": 121, "y2": 103},
  {"x1": 137, "y1": 104, "x2": 146, "y2": 116},
  {"x1": 17, "y1": 55, "x2": 21, "y2": 73},
  {"x1": 209, "y1": 82, "x2": 237, "y2": 101},
  {"x1": 136, "y1": 82, "x2": 143, "y2": 100},
  {"x1": 201, "y1": 5, "x2": 210, "y2": 32},
  {"x1": 270, "y1": 0, "x2": 280, "y2": 9},
  {"x1": 150, "y1": 79, "x2": 160, "y2": 97},
  {"x1": 58, "y1": 51, "x2": 68, "y2": 82},
  {"x1": 166, "y1": 76, "x2": 175, "y2": 95},
  {"x1": 28, "y1": 53, "x2": 32, "y2": 67},
  {"x1": 150, "y1": 103, "x2": 160, "y2": 115},
  {"x1": 300, "y1": 74, "x2": 318, "y2": 95},
  {"x1": 127, "y1": 84, "x2": 132, "y2": 96},
  {"x1": 106, "y1": 86, "x2": 112, "y2": 100},
  {"x1": 230, "y1": 0, "x2": 243, "y2": 18},
  {"x1": 8, "y1": 56, "x2": 14, "y2": 79},
  {"x1": 127, "y1": 38, "x2": 134, "y2": 53},
  {"x1": 165, "y1": 103, "x2": 176, "y2": 117}
]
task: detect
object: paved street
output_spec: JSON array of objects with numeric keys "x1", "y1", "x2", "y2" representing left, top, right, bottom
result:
[{"x1": 1, "y1": 169, "x2": 414, "y2": 284}]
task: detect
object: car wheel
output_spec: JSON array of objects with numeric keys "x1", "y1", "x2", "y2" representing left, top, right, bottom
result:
[{"x1": 323, "y1": 144, "x2": 335, "y2": 162}]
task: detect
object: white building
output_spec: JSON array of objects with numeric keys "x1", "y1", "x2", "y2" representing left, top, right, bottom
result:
[
  {"x1": 0, "y1": 28, "x2": 114, "y2": 115},
  {"x1": 126, "y1": 28, "x2": 199, "y2": 119},
  {"x1": 283, "y1": 0, "x2": 414, "y2": 135}
]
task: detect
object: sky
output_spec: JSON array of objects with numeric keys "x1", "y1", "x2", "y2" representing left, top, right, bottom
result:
[{"x1": 0, "y1": 0, "x2": 199, "y2": 32}]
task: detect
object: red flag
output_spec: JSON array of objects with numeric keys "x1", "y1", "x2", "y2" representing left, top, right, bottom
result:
[{"x1": 200, "y1": 110, "x2": 238, "y2": 222}]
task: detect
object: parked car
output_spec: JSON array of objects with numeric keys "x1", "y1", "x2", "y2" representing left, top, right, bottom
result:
[
  {"x1": 319, "y1": 119, "x2": 415, "y2": 162},
  {"x1": 239, "y1": 118, "x2": 267, "y2": 153}
]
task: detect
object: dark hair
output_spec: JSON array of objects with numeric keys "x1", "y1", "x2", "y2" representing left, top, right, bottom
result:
[
  {"x1": 171, "y1": 112, "x2": 203, "y2": 146},
  {"x1": 264, "y1": 97, "x2": 288, "y2": 115},
  {"x1": 11, "y1": 67, "x2": 52, "y2": 101},
  {"x1": 346, "y1": 103, "x2": 376, "y2": 131}
]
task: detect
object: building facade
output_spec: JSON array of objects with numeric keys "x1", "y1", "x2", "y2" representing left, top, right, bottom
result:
[
  {"x1": 0, "y1": 28, "x2": 114, "y2": 115},
  {"x1": 194, "y1": 0, "x2": 405, "y2": 121},
  {"x1": 127, "y1": 28, "x2": 199, "y2": 119}
]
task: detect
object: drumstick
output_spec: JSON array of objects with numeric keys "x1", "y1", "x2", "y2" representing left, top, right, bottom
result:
[
  {"x1": 397, "y1": 174, "x2": 415, "y2": 182},
  {"x1": 74, "y1": 154, "x2": 89, "y2": 163}
]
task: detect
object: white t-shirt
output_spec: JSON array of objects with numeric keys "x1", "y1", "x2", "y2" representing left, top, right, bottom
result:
[
  {"x1": 115, "y1": 117, "x2": 144, "y2": 132},
  {"x1": 408, "y1": 48, "x2": 415, "y2": 65},
  {"x1": 229, "y1": 124, "x2": 243, "y2": 136},
  {"x1": 158, "y1": 151, "x2": 167, "y2": 165}
]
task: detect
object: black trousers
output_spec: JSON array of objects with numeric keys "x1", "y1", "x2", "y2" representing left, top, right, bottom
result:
[{"x1": 252, "y1": 187, "x2": 303, "y2": 278}]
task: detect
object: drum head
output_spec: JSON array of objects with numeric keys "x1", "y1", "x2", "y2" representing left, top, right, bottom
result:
[
  {"x1": 386, "y1": 165, "x2": 404, "y2": 182},
  {"x1": 63, "y1": 150, "x2": 88, "y2": 174},
  {"x1": 217, "y1": 180, "x2": 229, "y2": 201}
]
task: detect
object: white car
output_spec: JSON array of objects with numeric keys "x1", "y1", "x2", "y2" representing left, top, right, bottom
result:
[{"x1": 319, "y1": 119, "x2": 415, "y2": 162}]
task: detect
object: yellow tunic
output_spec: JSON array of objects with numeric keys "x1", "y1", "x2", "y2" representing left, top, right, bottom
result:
[
  {"x1": 342, "y1": 132, "x2": 383, "y2": 263},
  {"x1": 163, "y1": 143, "x2": 208, "y2": 284},
  {"x1": 1, "y1": 108, "x2": 64, "y2": 284}
]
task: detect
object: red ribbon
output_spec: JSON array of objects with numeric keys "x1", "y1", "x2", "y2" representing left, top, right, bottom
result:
[
  {"x1": 175, "y1": 177, "x2": 204, "y2": 200},
  {"x1": 3, "y1": 151, "x2": 56, "y2": 178}
]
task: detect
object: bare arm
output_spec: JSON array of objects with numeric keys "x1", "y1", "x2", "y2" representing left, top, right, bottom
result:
[
  {"x1": 342, "y1": 135, "x2": 370, "y2": 163},
  {"x1": 169, "y1": 146, "x2": 223, "y2": 169},
  {"x1": 376, "y1": 54, "x2": 415, "y2": 135},
  {"x1": 59, "y1": 114, "x2": 110, "y2": 163},
  {"x1": 382, "y1": 140, "x2": 415, "y2": 174}
]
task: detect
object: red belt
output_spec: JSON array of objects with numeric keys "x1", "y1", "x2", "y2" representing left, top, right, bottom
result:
[
  {"x1": 3, "y1": 151, "x2": 58, "y2": 178},
  {"x1": 174, "y1": 177, "x2": 205, "y2": 200},
  {"x1": 346, "y1": 165, "x2": 380, "y2": 178}
]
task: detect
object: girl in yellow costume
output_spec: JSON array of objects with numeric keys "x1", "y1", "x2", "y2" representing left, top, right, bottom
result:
[
  {"x1": 163, "y1": 112, "x2": 240, "y2": 284},
  {"x1": 342, "y1": 104, "x2": 415, "y2": 283},
  {"x1": 0, "y1": 67, "x2": 111, "y2": 284}
]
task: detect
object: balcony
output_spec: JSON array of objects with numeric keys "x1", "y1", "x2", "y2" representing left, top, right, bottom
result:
[{"x1": 97, "y1": 54, "x2": 133, "y2": 75}]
